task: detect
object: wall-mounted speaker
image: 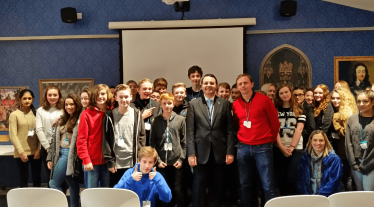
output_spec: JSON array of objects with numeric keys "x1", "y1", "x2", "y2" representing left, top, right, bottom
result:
[
  {"x1": 61, "y1": 7, "x2": 78, "y2": 23},
  {"x1": 280, "y1": 1, "x2": 297, "y2": 17}
]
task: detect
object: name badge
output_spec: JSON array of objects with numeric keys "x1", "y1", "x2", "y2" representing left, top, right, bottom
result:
[
  {"x1": 143, "y1": 201, "x2": 151, "y2": 207},
  {"x1": 49, "y1": 128, "x2": 55, "y2": 133},
  {"x1": 164, "y1": 143, "x2": 172, "y2": 151},
  {"x1": 243, "y1": 121, "x2": 251, "y2": 128},
  {"x1": 360, "y1": 141, "x2": 368, "y2": 150},
  {"x1": 145, "y1": 123, "x2": 151, "y2": 130},
  {"x1": 28, "y1": 130, "x2": 34, "y2": 137},
  {"x1": 118, "y1": 139, "x2": 125, "y2": 147},
  {"x1": 62, "y1": 139, "x2": 69, "y2": 147}
]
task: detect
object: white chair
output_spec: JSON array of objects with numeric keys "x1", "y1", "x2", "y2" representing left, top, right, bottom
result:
[
  {"x1": 265, "y1": 195, "x2": 330, "y2": 207},
  {"x1": 81, "y1": 188, "x2": 140, "y2": 207},
  {"x1": 7, "y1": 188, "x2": 68, "y2": 207},
  {"x1": 328, "y1": 191, "x2": 374, "y2": 207}
]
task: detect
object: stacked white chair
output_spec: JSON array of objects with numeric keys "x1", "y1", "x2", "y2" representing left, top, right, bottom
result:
[
  {"x1": 81, "y1": 188, "x2": 140, "y2": 207},
  {"x1": 328, "y1": 191, "x2": 374, "y2": 207},
  {"x1": 265, "y1": 195, "x2": 330, "y2": 207},
  {"x1": 7, "y1": 188, "x2": 68, "y2": 207}
]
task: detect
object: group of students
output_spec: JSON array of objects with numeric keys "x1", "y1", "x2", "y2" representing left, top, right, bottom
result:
[{"x1": 8, "y1": 65, "x2": 374, "y2": 207}]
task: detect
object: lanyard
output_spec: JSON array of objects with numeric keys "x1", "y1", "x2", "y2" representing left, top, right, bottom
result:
[
  {"x1": 64, "y1": 124, "x2": 69, "y2": 141},
  {"x1": 207, "y1": 99, "x2": 214, "y2": 122},
  {"x1": 22, "y1": 111, "x2": 33, "y2": 131},
  {"x1": 137, "y1": 99, "x2": 152, "y2": 123},
  {"x1": 359, "y1": 114, "x2": 372, "y2": 142},
  {"x1": 162, "y1": 117, "x2": 175, "y2": 144},
  {"x1": 190, "y1": 89, "x2": 201, "y2": 100},
  {"x1": 117, "y1": 110, "x2": 129, "y2": 140},
  {"x1": 49, "y1": 110, "x2": 56, "y2": 128},
  {"x1": 243, "y1": 92, "x2": 256, "y2": 122}
]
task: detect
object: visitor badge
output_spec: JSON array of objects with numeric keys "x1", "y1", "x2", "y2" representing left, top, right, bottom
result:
[
  {"x1": 145, "y1": 123, "x2": 151, "y2": 130},
  {"x1": 243, "y1": 121, "x2": 251, "y2": 128},
  {"x1": 164, "y1": 143, "x2": 172, "y2": 151},
  {"x1": 143, "y1": 201, "x2": 151, "y2": 207},
  {"x1": 28, "y1": 130, "x2": 34, "y2": 137},
  {"x1": 360, "y1": 141, "x2": 368, "y2": 150},
  {"x1": 62, "y1": 139, "x2": 69, "y2": 147},
  {"x1": 118, "y1": 139, "x2": 125, "y2": 147}
]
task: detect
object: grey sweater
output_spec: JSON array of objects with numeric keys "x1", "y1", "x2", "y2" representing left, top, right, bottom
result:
[
  {"x1": 150, "y1": 112, "x2": 186, "y2": 165},
  {"x1": 345, "y1": 113, "x2": 374, "y2": 174}
]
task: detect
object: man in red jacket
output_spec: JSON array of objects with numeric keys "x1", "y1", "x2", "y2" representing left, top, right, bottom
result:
[
  {"x1": 77, "y1": 84, "x2": 113, "y2": 188},
  {"x1": 232, "y1": 74, "x2": 280, "y2": 207}
]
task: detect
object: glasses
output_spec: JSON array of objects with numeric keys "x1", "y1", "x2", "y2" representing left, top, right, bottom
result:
[{"x1": 294, "y1": 94, "x2": 304, "y2": 97}]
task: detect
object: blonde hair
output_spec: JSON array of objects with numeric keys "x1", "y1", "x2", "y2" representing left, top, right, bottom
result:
[
  {"x1": 331, "y1": 89, "x2": 357, "y2": 120},
  {"x1": 172, "y1": 82, "x2": 186, "y2": 93},
  {"x1": 90, "y1": 84, "x2": 113, "y2": 109},
  {"x1": 314, "y1": 84, "x2": 331, "y2": 117},
  {"x1": 159, "y1": 93, "x2": 175, "y2": 102},
  {"x1": 138, "y1": 78, "x2": 153, "y2": 89},
  {"x1": 138, "y1": 147, "x2": 158, "y2": 163},
  {"x1": 114, "y1": 84, "x2": 131, "y2": 95},
  {"x1": 261, "y1": 83, "x2": 275, "y2": 94},
  {"x1": 335, "y1": 80, "x2": 350, "y2": 91},
  {"x1": 307, "y1": 130, "x2": 333, "y2": 158}
]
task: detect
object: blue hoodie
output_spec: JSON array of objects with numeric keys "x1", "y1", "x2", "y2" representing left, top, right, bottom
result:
[
  {"x1": 298, "y1": 151, "x2": 343, "y2": 197},
  {"x1": 114, "y1": 163, "x2": 172, "y2": 207}
]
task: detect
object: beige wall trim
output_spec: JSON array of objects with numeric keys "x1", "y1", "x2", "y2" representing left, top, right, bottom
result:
[
  {"x1": 246, "y1": 27, "x2": 374, "y2": 35},
  {"x1": 0, "y1": 34, "x2": 119, "y2": 41}
]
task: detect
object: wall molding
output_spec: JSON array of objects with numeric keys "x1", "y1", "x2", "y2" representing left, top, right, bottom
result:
[{"x1": 0, "y1": 27, "x2": 373, "y2": 41}]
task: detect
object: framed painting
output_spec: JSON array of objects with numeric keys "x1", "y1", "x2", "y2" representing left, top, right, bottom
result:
[
  {"x1": 0, "y1": 86, "x2": 29, "y2": 131},
  {"x1": 39, "y1": 79, "x2": 94, "y2": 103},
  {"x1": 334, "y1": 56, "x2": 374, "y2": 96},
  {"x1": 259, "y1": 44, "x2": 312, "y2": 89}
]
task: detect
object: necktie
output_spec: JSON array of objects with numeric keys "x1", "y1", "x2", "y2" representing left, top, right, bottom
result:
[{"x1": 207, "y1": 99, "x2": 212, "y2": 122}]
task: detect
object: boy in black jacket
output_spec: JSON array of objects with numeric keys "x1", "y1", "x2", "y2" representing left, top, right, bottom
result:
[
  {"x1": 103, "y1": 84, "x2": 146, "y2": 187},
  {"x1": 150, "y1": 93, "x2": 186, "y2": 207}
]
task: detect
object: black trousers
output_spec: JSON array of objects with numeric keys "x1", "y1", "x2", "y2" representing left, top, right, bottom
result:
[
  {"x1": 157, "y1": 165, "x2": 184, "y2": 207},
  {"x1": 15, "y1": 155, "x2": 42, "y2": 187},
  {"x1": 192, "y1": 150, "x2": 224, "y2": 207},
  {"x1": 40, "y1": 147, "x2": 51, "y2": 186},
  {"x1": 109, "y1": 168, "x2": 128, "y2": 187}
]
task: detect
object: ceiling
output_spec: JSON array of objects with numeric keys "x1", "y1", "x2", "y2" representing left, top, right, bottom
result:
[{"x1": 322, "y1": 0, "x2": 374, "y2": 12}]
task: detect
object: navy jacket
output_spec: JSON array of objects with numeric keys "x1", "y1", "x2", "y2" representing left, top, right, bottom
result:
[{"x1": 298, "y1": 151, "x2": 343, "y2": 197}]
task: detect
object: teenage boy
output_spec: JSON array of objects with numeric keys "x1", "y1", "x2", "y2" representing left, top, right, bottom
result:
[
  {"x1": 131, "y1": 79, "x2": 162, "y2": 146},
  {"x1": 154, "y1": 78, "x2": 168, "y2": 95},
  {"x1": 232, "y1": 74, "x2": 280, "y2": 207},
  {"x1": 172, "y1": 83, "x2": 189, "y2": 118},
  {"x1": 103, "y1": 84, "x2": 146, "y2": 187},
  {"x1": 77, "y1": 84, "x2": 113, "y2": 188},
  {"x1": 150, "y1": 93, "x2": 186, "y2": 207},
  {"x1": 187, "y1": 74, "x2": 235, "y2": 207},
  {"x1": 185, "y1": 66, "x2": 203, "y2": 102},
  {"x1": 231, "y1": 83, "x2": 241, "y2": 102},
  {"x1": 114, "y1": 146, "x2": 172, "y2": 207},
  {"x1": 150, "y1": 90, "x2": 161, "y2": 103},
  {"x1": 217, "y1": 82, "x2": 231, "y2": 101}
]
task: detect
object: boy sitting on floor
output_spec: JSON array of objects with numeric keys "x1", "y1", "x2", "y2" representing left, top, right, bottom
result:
[{"x1": 114, "y1": 146, "x2": 172, "y2": 207}]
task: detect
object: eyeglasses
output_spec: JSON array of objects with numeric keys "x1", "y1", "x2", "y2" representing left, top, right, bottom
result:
[{"x1": 294, "y1": 94, "x2": 304, "y2": 97}]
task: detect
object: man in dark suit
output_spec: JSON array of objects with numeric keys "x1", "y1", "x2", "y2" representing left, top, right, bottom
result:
[{"x1": 187, "y1": 74, "x2": 236, "y2": 207}]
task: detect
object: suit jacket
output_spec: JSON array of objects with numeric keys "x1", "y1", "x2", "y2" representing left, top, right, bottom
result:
[{"x1": 186, "y1": 96, "x2": 235, "y2": 165}]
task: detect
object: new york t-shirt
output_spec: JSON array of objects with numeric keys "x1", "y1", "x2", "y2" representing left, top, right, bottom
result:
[{"x1": 277, "y1": 106, "x2": 306, "y2": 149}]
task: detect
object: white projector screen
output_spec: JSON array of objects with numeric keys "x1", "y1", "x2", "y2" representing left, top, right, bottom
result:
[{"x1": 121, "y1": 27, "x2": 244, "y2": 90}]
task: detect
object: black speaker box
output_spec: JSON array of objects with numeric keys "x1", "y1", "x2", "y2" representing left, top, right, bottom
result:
[
  {"x1": 174, "y1": 2, "x2": 190, "y2": 12},
  {"x1": 280, "y1": 1, "x2": 297, "y2": 17},
  {"x1": 61, "y1": 7, "x2": 77, "y2": 23}
]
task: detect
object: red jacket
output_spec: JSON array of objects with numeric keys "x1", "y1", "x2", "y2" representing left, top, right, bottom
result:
[
  {"x1": 77, "y1": 107, "x2": 106, "y2": 165},
  {"x1": 232, "y1": 92, "x2": 280, "y2": 145}
]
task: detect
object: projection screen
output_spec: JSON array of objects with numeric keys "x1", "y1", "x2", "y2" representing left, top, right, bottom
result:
[{"x1": 121, "y1": 27, "x2": 244, "y2": 89}]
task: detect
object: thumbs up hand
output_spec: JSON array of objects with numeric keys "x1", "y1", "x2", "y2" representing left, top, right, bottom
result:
[
  {"x1": 149, "y1": 167, "x2": 157, "y2": 180},
  {"x1": 132, "y1": 165, "x2": 142, "y2": 181}
]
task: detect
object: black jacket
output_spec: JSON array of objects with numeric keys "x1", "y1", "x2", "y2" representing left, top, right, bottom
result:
[
  {"x1": 315, "y1": 102, "x2": 334, "y2": 139},
  {"x1": 150, "y1": 112, "x2": 186, "y2": 165},
  {"x1": 302, "y1": 102, "x2": 316, "y2": 148},
  {"x1": 173, "y1": 100, "x2": 189, "y2": 118},
  {"x1": 102, "y1": 107, "x2": 146, "y2": 168},
  {"x1": 186, "y1": 96, "x2": 235, "y2": 165}
]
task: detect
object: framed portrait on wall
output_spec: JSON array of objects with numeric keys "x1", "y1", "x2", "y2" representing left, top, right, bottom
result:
[
  {"x1": 39, "y1": 79, "x2": 94, "y2": 103},
  {"x1": 334, "y1": 56, "x2": 374, "y2": 96},
  {"x1": 259, "y1": 44, "x2": 312, "y2": 89},
  {"x1": 0, "y1": 86, "x2": 29, "y2": 131}
]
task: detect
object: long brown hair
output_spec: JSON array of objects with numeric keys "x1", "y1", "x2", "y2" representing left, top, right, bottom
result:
[
  {"x1": 60, "y1": 94, "x2": 82, "y2": 133},
  {"x1": 313, "y1": 84, "x2": 331, "y2": 117},
  {"x1": 274, "y1": 84, "x2": 302, "y2": 117},
  {"x1": 89, "y1": 84, "x2": 113, "y2": 110},
  {"x1": 40, "y1": 85, "x2": 64, "y2": 110}
]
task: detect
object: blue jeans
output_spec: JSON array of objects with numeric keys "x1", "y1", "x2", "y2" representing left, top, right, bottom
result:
[
  {"x1": 83, "y1": 163, "x2": 109, "y2": 188},
  {"x1": 351, "y1": 159, "x2": 374, "y2": 191},
  {"x1": 237, "y1": 142, "x2": 276, "y2": 207},
  {"x1": 49, "y1": 148, "x2": 80, "y2": 207}
]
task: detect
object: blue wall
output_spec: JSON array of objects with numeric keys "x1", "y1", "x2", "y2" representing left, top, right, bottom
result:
[{"x1": 1, "y1": 0, "x2": 374, "y2": 143}]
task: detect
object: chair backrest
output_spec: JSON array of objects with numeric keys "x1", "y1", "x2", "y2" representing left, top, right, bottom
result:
[
  {"x1": 7, "y1": 188, "x2": 68, "y2": 207},
  {"x1": 265, "y1": 195, "x2": 330, "y2": 207},
  {"x1": 328, "y1": 191, "x2": 374, "y2": 207},
  {"x1": 81, "y1": 188, "x2": 140, "y2": 207}
]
